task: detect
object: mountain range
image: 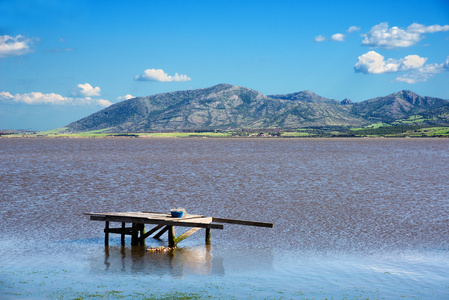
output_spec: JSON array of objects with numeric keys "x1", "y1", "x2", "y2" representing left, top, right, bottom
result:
[{"x1": 64, "y1": 83, "x2": 449, "y2": 133}]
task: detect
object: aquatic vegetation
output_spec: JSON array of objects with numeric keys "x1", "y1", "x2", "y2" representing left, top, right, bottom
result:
[{"x1": 146, "y1": 246, "x2": 175, "y2": 253}]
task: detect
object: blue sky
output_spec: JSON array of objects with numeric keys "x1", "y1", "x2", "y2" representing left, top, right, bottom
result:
[{"x1": 1, "y1": 0, "x2": 449, "y2": 130}]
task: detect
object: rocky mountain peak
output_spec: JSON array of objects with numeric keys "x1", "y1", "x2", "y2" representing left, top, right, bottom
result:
[
  {"x1": 397, "y1": 90, "x2": 419, "y2": 100},
  {"x1": 268, "y1": 90, "x2": 337, "y2": 104},
  {"x1": 341, "y1": 98, "x2": 353, "y2": 105}
]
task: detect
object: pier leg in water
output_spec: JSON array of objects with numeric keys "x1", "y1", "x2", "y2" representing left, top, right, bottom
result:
[
  {"x1": 168, "y1": 226, "x2": 175, "y2": 248},
  {"x1": 104, "y1": 221, "x2": 109, "y2": 246},
  {"x1": 121, "y1": 222, "x2": 125, "y2": 245},
  {"x1": 104, "y1": 245, "x2": 110, "y2": 271},
  {"x1": 138, "y1": 224, "x2": 145, "y2": 245},
  {"x1": 131, "y1": 223, "x2": 139, "y2": 246},
  {"x1": 206, "y1": 228, "x2": 211, "y2": 245}
]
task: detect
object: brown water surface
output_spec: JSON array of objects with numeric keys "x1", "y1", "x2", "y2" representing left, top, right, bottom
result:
[{"x1": 1, "y1": 138, "x2": 448, "y2": 298}]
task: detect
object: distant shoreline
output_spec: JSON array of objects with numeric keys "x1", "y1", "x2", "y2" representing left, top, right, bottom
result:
[
  {"x1": 1, "y1": 133, "x2": 448, "y2": 139},
  {"x1": 3, "y1": 124, "x2": 449, "y2": 138}
]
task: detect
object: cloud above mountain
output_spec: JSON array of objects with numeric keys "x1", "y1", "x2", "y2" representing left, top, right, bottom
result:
[
  {"x1": 0, "y1": 91, "x2": 68, "y2": 105},
  {"x1": 350, "y1": 22, "x2": 449, "y2": 83},
  {"x1": 361, "y1": 22, "x2": 449, "y2": 49},
  {"x1": 396, "y1": 57, "x2": 449, "y2": 84},
  {"x1": 1, "y1": 83, "x2": 112, "y2": 107},
  {"x1": 72, "y1": 83, "x2": 101, "y2": 97},
  {"x1": 354, "y1": 51, "x2": 449, "y2": 83},
  {"x1": 116, "y1": 94, "x2": 135, "y2": 101},
  {"x1": 0, "y1": 91, "x2": 112, "y2": 107},
  {"x1": 354, "y1": 51, "x2": 427, "y2": 74},
  {"x1": 135, "y1": 68, "x2": 191, "y2": 82}
]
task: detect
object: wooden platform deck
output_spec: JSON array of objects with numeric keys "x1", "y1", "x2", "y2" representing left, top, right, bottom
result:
[{"x1": 85, "y1": 211, "x2": 273, "y2": 247}]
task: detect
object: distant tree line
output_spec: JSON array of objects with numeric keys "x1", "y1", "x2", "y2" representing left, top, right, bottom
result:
[{"x1": 352, "y1": 125, "x2": 430, "y2": 136}]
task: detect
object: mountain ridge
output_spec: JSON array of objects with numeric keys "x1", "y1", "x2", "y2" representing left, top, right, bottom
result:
[{"x1": 65, "y1": 84, "x2": 449, "y2": 133}]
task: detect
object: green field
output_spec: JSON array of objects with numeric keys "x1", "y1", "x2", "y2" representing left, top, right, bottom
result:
[{"x1": 3, "y1": 126, "x2": 449, "y2": 138}]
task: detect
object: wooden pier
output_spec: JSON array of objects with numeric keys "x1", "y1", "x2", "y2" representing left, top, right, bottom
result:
[{"x1": 85, "y1": 211, "x2": 273, "y2": 248}]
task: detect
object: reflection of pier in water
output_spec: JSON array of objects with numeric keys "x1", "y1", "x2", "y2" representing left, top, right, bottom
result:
[
  {"x1": 92, "y1": 245, "x2": 274, "y2": 278},
  {"x1": 97, "y1": 245, "x2": 225, "y2": 277}
]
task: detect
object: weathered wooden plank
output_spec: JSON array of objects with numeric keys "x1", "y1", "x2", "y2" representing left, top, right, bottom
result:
[
  {"x1": 176, "y1": 216, "x2": 213, "y2": 224},
  {"x1": 89, "y1": 215, "x2": 223, "y2": 229},
  {"x1": 174, "y1": 227, "x2": 201, "y2": 245},
  {"x1": 86, "y1": 212, "x2": 207, "y2": 225},
  {"x1": 212, "y1": 217, "x2": 273, "y2": 228},
  {"x1": 138, "y1": 211, "x2": 166, "y2": 215},
  {"x1": 139, "y1": 211, "x2": 205, "y2": 220},
  {"x1": 85, "y1": 212, "x2": 204, "y2": 221}
]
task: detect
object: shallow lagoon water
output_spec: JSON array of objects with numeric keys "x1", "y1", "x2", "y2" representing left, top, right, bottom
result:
[{"x1": 1, "y1": 138, "x2": 448, "y2": 299}]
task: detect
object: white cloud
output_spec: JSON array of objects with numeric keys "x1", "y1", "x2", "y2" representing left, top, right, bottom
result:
[
  {"x1": 0, "y1": 92, "x2": 14, "y2": 100},
  {"x1": 72, "y1": 96, "x2": 112, "y2": 107},
  {"x1": 116, "y1": 94, "x2": 135, "y2": 101},
  {"x1": 361, "y1": 23, "x2": 420, "y2": 48},
  {"x1": 354, "y1": 51, "x2": 427, "y2": 74},
  {"x1": 347, "y1": 26, "x2": 361, "y2": 33},
  {"x1": 315, "y1": 26, "x2": 359, "y2": 43},
  {"x1": 330, "y1": 33, "x2": 345, "y2": 42},
  {"x1": 0, "y1": 92, "x2": 70, "y2": 105},
  {"x1": 355, "y1": 51, "x2": 449, "y2": 84},
  {"x1": 314, "y1": 35, "x2": 326, "y2": 42},
  {"x1": 362, "y1": 22, "x2": 449, "y2": 49},
  {"x1": 0, "y1": 35, "x2": 33, "y2": 58},
  {"x1": 0, "y1": 91, "x2": 112, "y2": 107},
  {"x1": 407, "y1": 23, "x2": 449, "y2": 33},
  {"x1": 96, "y1": 99, "x2": 113, "y2": 107},
  {"x1": 135, "y1": 68, "x2": 191, "y2": 82},
  {"x1": 72, "y1": 83, "x2": 101, "y2": 97},
  {"x1": 400, "y1": 55, "x2": 428, "y2": 70},
  {"x1": 396, "y1": 61, "x2": 448, "y2": 84}
]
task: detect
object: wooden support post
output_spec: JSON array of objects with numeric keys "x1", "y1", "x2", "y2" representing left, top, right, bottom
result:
[
  {"x1": 205, "y1": 228, "x2": 211, "y2": 245},
  {"x1": 121, "y1": 222, "x2": 125, "y2": 245},
  {"x1": 168, "y1": 226, "x2": 175, "y2": 248},
  {"x1": 104, "y1": 221, "x2": 109, "y2": 246},
  {"x1": 138, "y1": 224, "x2": 145, "y2": 245},
  {"x1": 131, "y1": 223, "x2": 139, "y2": 246}
]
